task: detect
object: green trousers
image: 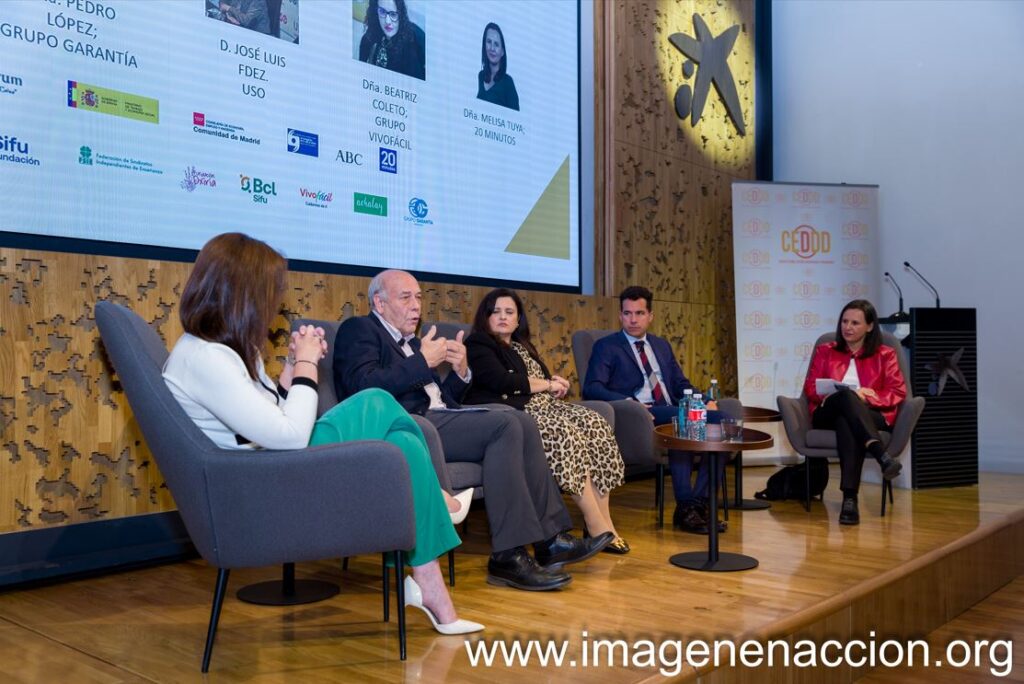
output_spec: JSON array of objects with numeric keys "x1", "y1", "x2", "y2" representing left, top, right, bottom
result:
[{"x1": 308, "y1": 388, "x2": 460, "y2": 567}]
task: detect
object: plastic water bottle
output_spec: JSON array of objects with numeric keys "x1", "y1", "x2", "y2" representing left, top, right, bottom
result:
[
  {"x1": 707, "y1": 379, "x2": 720, "y2": 404},
  {"x1": 688, "y1": 393, "x2": 708, "y2": 440},
  {"x1": 678, "y1": 389, "x2": 693, "y2": 437}
]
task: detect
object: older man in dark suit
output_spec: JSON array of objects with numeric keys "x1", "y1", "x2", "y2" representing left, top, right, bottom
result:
[
  {"x1": 334, "y1": 269, "x2": 611, "y2": 591},
  {"x1": 583, "y1": 285, "x2": 725, "y2": 534}
]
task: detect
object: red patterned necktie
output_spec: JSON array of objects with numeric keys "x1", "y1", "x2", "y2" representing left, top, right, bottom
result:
[{"x1": 635, "y1": 340, "x2": 666, "y2": 405}]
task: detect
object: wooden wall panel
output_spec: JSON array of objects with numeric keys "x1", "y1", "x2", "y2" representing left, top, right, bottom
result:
[{"x1": 0, "y1": 0, "x2": 758, "y2": 536}]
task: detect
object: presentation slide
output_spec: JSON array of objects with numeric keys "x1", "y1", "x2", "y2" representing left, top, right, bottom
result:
[{"x1": 0, "y1": 0, "x2": 581, "y2": 289}]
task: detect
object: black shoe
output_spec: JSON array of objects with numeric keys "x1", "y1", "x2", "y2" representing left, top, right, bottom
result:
[
  {"x1": 697, "y1": 499, "x2": 728, "y2": 533},
  {"x1": 584, "y1": 528, "x2": 631, "y2": 555},
  {"x1": 878, "y1": 454, "x2": 902, "y2": 480},
  {"x1": 534, "y1": 531, "x2": 613, "y2": 570},
  {"x1": 673, "y1": 502, "x2": 725, "y2": 535},
  {"x1": 839, "y1": 496, "x2": 860, "y2": 525},
  {"x1": 486, "y1": 548, "x2": 572, "y2": 591}
]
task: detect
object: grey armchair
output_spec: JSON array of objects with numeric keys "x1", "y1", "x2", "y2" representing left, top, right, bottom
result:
[
  {"x1": 776, "y1": 331, "x2": 925, "y2": 515},
  {"x1": 96, "y1": 302, "x2": 416, "y2": 670}
]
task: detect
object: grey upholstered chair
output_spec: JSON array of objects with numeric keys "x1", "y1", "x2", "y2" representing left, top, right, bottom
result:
[
  {"x1": 294, "y1": 317, "x2": 457, "y2": 585},
  {"x1": 776, "y1": 331, "x2": 925, "y2": 515},
  {"x1": 96, "y1": 302, "x2": 416, "y2": 671}
]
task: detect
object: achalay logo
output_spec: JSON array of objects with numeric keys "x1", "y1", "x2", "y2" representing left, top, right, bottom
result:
[
  {"x1": 405, "y1": 197, "x2": 434, "y2": 225},
  {"x1": 287, "y1": 128, "x2": 318, "y2": 157},
  {"x1": 300, "y1": 187, "x2": 333, "y2": 208},
  {"x1": 843, "y1": 190, "x2": 870, "y2": 208},
  {"x1": 354, "y1": 192, "x2": 387, "y2": 216},
  {"x1": 744, "y1": 342, "x2": 773, "y2": 361},
  {"x1": 742, "y1": 249, "x2": 770, "y2": 268},
  {"x1": 781, "y1": 224, "x2": 831, "y2": 259},
  {"x1": 0, "y1": 134, "x2": 40, "y2": 166},
  {"x1": 792, "y1": 281, "x2": 820, "y2": 299},
  {"x1": 240, "y1": 174, "x2": 276, "y2": 204},
  {"x1": 742, "y1": 217, "x2": 770, "y2": 237},
  {"x1": 181, "y1": 166, "x2": 216, "y2": 192},
  {"x1": 793, "y1": 311, "x2": 821, "y2": 329},
  {"x1": 742, "y1": 281, "x2": 770, "y2": 298},
  {"x1": 744, "y1": 311, "x2": 771, "y2": 330},
  {"x1": 79, "y1": 145, "x2": 92, "y2": 165},
  {"x1": 842, "y1": 221, "x2": 869, "y2": 239},
  {"x1": 843, "y1": 251, "x2": 869, "y2": 269}
]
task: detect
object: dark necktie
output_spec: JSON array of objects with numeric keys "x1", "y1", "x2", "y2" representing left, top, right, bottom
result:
[{"x1": 635, "y1": 340, "x2": 666, "y2": 406}]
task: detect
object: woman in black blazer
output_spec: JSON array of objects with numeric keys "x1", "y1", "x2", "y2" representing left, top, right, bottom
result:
[{"x1": 464, "y1": 288, "x2": 629, "y2": 553}]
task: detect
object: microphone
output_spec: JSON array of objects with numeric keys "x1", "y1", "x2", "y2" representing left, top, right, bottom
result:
[
  {"x1": 883, "y1": 271, "x2": 909, "y2": 321},
  {"x1": 903, "y1": 261, "x2": 940, "y2": 308}
]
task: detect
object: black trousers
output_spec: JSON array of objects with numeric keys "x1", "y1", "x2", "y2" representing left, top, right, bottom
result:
[{"x1": 812, "y1": 389, "x2": 888, "y2": 494}]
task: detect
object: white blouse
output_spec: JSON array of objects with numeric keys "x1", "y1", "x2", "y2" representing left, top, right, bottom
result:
[{"x1": 162, "y1": 333, "x2": 318, "y2": 450}]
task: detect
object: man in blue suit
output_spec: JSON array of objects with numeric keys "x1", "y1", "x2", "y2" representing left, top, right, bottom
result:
[
  {"x1": 583, "y1": 285, "x2": 724, "y2": 534},
  {"x1": 334, "y1": 269, "x2": 611, "y2": 591}
]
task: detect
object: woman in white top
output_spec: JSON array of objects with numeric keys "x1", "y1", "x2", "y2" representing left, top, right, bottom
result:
[{"x1": 163, "y1": 233, "x2": 481, "y2": 634}]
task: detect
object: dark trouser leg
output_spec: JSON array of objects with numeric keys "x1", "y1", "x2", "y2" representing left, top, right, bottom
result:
[
  {"x1": 651, "y1": 405, "x2": 696, "y2": 503},
  {"x1": 428, "y1": 410, "x2": 568, "y2": 553},
  {"x1": 507, "y1": 411, "x2": 573, "y2": 539},
  {"x1": 813, "y1": 389, "x2": 888, "y2": 494}
]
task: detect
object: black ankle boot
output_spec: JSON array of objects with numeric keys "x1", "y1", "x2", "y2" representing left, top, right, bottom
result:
[
  {"x1": 839, "y1": 496, "x2": 860, "y2": 525},
  {"x1": 877, "y1": 453, "x2": 902, "y2": 480}
]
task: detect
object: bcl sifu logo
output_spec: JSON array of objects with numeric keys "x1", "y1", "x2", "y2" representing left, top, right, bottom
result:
[
  {"x1": 793, "y1": 311, "x2": 821, "y2": 329},
  {"x1": 842, "y1": 221, "x2": 869, "y2": 239},
  {"x1": 742, "y1": 217, "x2": 770, "y2": 237},
  {"x1": 78, "y1": 146, "x2": 92, "y2": 165},
  {"x1": 743, "y1": 373, "x2": 772, "y2": 393},
  {"x1": 792, "y1": 281, "x2": 820, "y2": 299},
  {"x1": 743, "y1": 281, "x2": 770, "y2": 298},
  {"x1": 741, "y1": 187, "x2": 769, "y2": 205},
  {"x1": 843, "y1": 281, "x2": 869, "y2": 298},
  {"x1": 744, "y1": 311, "x2": 771, "y2": 329},
  {"x1": 743, "y1": 249, "x2": 770, "y2": 267},
  {"x1": 843, "y1": 190, "x2": 870, "y2": 208},
  {"x1": 792, "y1": 189, "x2": 820, "y2": 206},
  {"x1": 240, "y1": 174, "x2": 276, "y2": 204},
  {"x1": 668, "y1": 14, "x2": 746, "y2": 135},
  {"x1": 744, "y1": 342, "x2": 773, "y2": 361},
  {"x1": 843, "y1": 251, "x2": 869, "y2": 269},
  {"x1": 781, "y1": 224, "x2": 831, "y2": 259},
  {"x1": 793, "y1": 342, "x2": 814, "y2": 362}
]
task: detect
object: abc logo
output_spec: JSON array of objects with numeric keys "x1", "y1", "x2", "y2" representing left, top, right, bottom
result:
[
  {"x1": 336, "y1": 150, "x2": 363, "y2": 165},
  {"x1": 781, "y1": 224, "x2": 830, "y2": 259}
]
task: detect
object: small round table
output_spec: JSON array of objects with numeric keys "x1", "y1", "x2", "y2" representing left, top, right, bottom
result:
[
  {"x1": 721, "y1": 406, "x2": 782, "y2": 511},
  {"x1": 655, "y1": 424, "x2": 773, "y2": 572}
]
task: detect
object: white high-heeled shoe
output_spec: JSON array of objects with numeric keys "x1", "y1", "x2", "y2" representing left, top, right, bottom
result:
[
  {"x1": 404, "y1": 575, "x2": 484, "y2": 635},
  {"x1": 449, "y1": 488, "x2": 474, "y2": 526}
]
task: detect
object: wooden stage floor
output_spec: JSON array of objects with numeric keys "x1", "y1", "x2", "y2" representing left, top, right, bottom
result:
[{"x1": 0, "y1": 468, "x2": 1021, "y2": 683}]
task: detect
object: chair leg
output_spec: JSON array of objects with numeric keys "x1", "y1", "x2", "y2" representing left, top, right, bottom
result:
[
  {"x1": 201, "y1": 568, "x2": 230, "y2": 673},
  {"x1": 656, "y1": 462, "x2": 666, "y2": 528},
  {"x1": 881, "y1": 479, "x2": 894, "y2": 516},
  {"x1": 342, "y1": 557, "x2": 349, "y2": 571},
  {"x1": 395, "y1": 551, "x2": 407, "y2": 661},
  {"x1": 447, "y1": 550, "x2": 455, "y2": 587},
  {"x1": 382, "y1": 553, "x2": 390, "y2": 623},
  {"x1": 720, "y1": 458, "x2": 729, "y2": 522}
]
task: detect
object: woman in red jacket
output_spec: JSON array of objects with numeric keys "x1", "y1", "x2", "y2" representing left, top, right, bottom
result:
[{"x1": 803, "y1": 300, "x2": 906, "y2": 525}]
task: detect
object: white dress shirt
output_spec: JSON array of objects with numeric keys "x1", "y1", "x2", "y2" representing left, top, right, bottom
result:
[{"x1": 622, "y1": 331, "x2": 672, "y2": 404}]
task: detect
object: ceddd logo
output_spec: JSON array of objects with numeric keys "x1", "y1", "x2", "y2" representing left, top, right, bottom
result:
[
  {"x1": 792, "y1": 189, "x2": 820, "y2": 205},
  {"x1": 843, "y1": 190, "x2": 869, "y2": 208},
  {"x1": 744, "y1": 311, "x2": 771, "y2": 329},
  {"x1": 792, "y1": 281, "x2": 819, "y2": 299},
  {"x1": 843, "y1": 252, "x2": 869, "y2": 269},
  {"x1": 742, "y1": 217, "x2": 770, "y2": 237},
  {"x1": 793, "y1": 311, "x2": 821, "y2": 329},
  {"x1": 781, "y1": 224, "x2": 830, "y2": 259},
  {"x1": 743, "y1": 373, "x2": 772, "y2": 393},
  {"x1": 743, "y1": 249, "x2": 770, "y2": 267},
  {"x1": 745, "y1": 342, "x2": 773, "y2": 361},
  {"x1": 743, "y1": 281, "x2": 770, "y2": 298},
  {"x1": 843, "y1": 281, "x2": 869, "y2": 298},
  {"x1": 794, "y1": 342, "x2": 814, "y2": 361},
  {"x1": 842, "y1": 221, "x2": 869, "y2": 239},
  {"x1": 741, "y1": 187, "x2": 769, "y2": 205}
]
